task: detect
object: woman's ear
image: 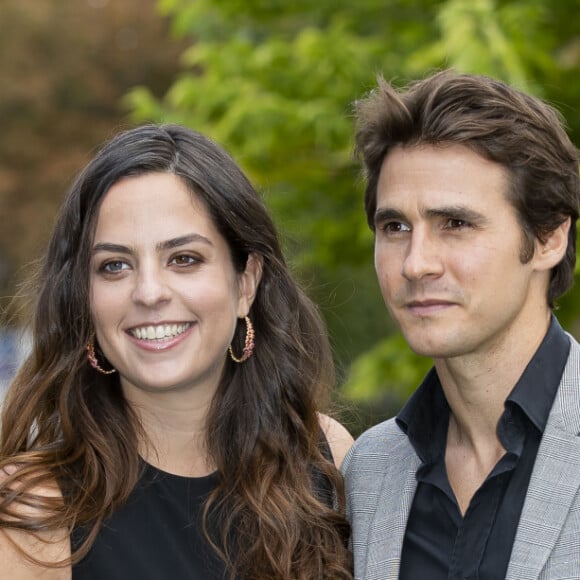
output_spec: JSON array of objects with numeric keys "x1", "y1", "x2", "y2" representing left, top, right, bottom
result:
[
  {"x1": 237, "y1": 253, "x2": 263, "y2": 316},
  {"x1": 533, "y1": 217, "x2": 571, "y2": 272}
]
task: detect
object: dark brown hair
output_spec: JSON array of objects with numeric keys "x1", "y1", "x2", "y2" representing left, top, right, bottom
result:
[
  {"x1": 355, "y1": 69, "x2": 580, "y2": 306},
  {"x1": 0, "y1": 124, "x2": 352, "y2": 578}
]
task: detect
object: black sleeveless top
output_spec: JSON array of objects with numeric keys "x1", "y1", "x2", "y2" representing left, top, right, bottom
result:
[
  {"x1": 72, "y1": 442, "x2": 334, "y2": 579},
  {"x1": 72, "y1": 464, "x2": 227, "y2": 579}
]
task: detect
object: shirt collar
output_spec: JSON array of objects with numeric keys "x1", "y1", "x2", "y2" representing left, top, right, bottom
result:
[
  {"x1": 506, "y1": 315, "x2": 570, "y2": 432},
  {"x1": 396, "y1": 315, "x2": 570, "y2": 462},
  {"x1": 396, "y1": 368, "x2": 448, "y2": 463}
]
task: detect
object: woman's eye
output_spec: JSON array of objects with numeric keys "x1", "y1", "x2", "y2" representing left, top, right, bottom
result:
[
  {"x1": 170, "y1": 254, "x2": 199, "y2": 266},
  {"x1": 100, "y1": 260, "x2": 129, "y2": 273}
]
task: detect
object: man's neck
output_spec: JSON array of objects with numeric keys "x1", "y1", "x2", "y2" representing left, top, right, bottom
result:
[
  {"x1": 434, "y1": 309, "x2": 552, "y2": 444},
  {"x1": 434, "y1": 310, "x2": 552, "y2": 513}
]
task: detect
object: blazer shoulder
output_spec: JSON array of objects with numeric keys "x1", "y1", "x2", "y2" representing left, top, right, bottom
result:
[
  {"x1": 544, "y1": 331, "x2": 580, "y2": 435},
  {"x1": 341, "y1": 417, "x2": 410, "y2": 478},
  {"x1": 565, "y1": 331, "x2": 580, "y2": 360}
]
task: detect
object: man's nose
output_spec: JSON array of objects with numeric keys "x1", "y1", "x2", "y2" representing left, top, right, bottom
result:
[{"x1": 401, "y1": 230, "x2": 443, "y2": 281}]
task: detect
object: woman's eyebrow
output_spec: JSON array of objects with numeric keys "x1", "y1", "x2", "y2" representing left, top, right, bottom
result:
[
  {"x1": 91, "y1": 242, "x2": 132, "y2": 254},
  {"x1": 156, "y1": 233, "x2": 213, "y2": 251},
  {"x1": 92, "y1": 233, "x2": 213, "y2": 255}
]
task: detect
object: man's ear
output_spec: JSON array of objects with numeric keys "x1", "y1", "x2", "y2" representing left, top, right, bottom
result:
[
  {"x1": 533, "y1": 217, "x2": 571, "y2": 272},
  {"x1": 237, "y1": 253, "x2": 263, "y2": 317}
]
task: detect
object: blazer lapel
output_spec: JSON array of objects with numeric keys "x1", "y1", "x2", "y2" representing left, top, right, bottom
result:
[
  {"x1": 363, "y1": 437, "x2": 421, "y2": 580},
  {"x1": 507, "y1": 338, "x2": 580, "y2": 579}
]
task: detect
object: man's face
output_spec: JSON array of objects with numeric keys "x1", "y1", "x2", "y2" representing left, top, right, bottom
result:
[{"x1": 373, "y1": 143, "x2": 550, "y2": 362}]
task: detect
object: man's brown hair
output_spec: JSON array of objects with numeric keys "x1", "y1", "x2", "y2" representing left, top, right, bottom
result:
[{"x1": 355, "y1": 69, "x2": 580, "y2": 305}]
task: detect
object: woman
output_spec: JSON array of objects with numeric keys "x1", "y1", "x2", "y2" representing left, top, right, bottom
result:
[{"x1": 0, "y1": 124, "x2": 354, "y2": 579}]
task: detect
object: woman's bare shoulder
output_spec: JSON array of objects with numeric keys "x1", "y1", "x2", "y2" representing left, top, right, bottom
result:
[
  {"x1": 317, "y1": 414, "x2": 355, "y2": 468},
  {"x1": 0, "y1": 465, "x2": 71, "y2": 579},
  {"x1": 0, "y1": 465, "x2": 63, "y2": 513}
]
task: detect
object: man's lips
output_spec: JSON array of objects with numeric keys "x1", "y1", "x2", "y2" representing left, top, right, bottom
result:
[{"x1": 404, "y1": 299, "x2": 457, "y2": 315}]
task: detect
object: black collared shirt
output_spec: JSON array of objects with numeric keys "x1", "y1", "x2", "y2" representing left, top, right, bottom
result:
[{"x1": 397, "y1": 317, "x2": 570, "y2": 580}]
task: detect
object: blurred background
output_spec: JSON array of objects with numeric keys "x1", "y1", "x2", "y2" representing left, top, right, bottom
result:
[{"x1": 1, "y1": 0, "x2": 579, "y2": 433}]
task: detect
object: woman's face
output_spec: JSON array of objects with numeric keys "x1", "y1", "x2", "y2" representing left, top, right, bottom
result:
[{"x1": 89, "y1": 172, "x2": 260, "y2": 400}]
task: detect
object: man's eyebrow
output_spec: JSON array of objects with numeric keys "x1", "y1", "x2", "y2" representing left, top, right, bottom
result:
[
  {"x1": 374, "y1": 205, "x2": 488, "y2": 226},
  {"x1": 92, "y1": 233, "x2": 213, "y2": 254},
  {"x1": 374, "y1": 207, "x2": 406, "y2": 227},
  {"x1": 424, "y1": 205, "x2": 488, "y2": 224}
]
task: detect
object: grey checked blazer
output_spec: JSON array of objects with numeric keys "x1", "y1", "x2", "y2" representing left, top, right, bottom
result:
[{"x1": 342, "y1": 335, "x2": 580, "y2": 580}]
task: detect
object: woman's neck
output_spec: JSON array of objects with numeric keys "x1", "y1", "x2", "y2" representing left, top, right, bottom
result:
[{"x1": 124, "y1": 387, "x2": 215, "y2": 477}]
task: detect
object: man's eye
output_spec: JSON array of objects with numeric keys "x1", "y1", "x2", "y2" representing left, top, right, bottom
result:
[
  {"x1": 445, "y1": 218, "x2": 471, "y2": 229},
  {"x1": 382, "y1": 222, "x2": 410, "y2": 233}
]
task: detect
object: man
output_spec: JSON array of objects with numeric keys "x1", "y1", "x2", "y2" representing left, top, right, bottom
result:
[{"x1": 342, "y1": 70, "x2": 580, "y2": 579}]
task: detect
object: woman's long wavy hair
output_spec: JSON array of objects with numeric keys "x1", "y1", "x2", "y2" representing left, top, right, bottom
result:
[{"x1": 0, "y1": 124, "x2": 352, "y2": 579}]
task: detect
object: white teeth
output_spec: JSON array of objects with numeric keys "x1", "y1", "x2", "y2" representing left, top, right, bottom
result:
[{"x1": 131, "y1": 323, "x2": 190, "y2": 341}]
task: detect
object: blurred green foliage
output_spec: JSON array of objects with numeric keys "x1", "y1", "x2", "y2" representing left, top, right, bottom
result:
[{"x1": 125, "y1": 0, "x2": 580, "y2": 431}]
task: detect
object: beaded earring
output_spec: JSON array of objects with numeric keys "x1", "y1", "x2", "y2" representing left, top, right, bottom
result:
[
  {"x1": 228, "y1": 316, "x2": 255, "y2": 363},
  {"x1": 86, "y1": 338, "x2": 117, "y2": 375}
]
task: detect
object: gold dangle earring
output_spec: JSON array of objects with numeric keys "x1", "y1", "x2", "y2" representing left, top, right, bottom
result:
[
  {"x1": 228, "y1": 316, "x2": 255, "y2": 363},
  {"x1": 86, "y1": 337, "x2": 117, "y2": 375}
]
